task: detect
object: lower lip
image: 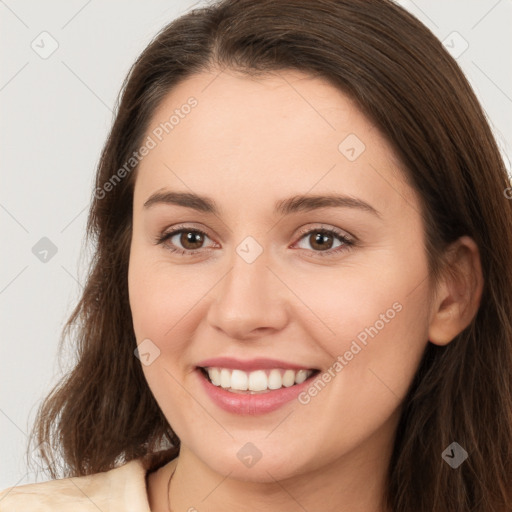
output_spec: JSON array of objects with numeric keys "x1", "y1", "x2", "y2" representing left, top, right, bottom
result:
[{"x1": 196, "y1": 369, "x2": 316, "y2": 415}]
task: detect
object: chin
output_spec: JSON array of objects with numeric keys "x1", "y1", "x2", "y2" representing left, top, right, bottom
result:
[{"x1": 188, "y1": 438, "x2": 315, "y2": 483}]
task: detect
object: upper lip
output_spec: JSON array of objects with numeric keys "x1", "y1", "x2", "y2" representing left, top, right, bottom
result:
[{"x1": 196, "y1": 357, "x2": 317, "y2": 372}]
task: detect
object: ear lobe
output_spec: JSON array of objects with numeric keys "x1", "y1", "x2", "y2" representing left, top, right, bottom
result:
[{"x1": 428, "y1": 236, "x2": 484, "y2": 346}]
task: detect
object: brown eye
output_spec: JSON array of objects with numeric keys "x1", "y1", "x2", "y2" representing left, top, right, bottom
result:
[
  {"x1": 178, "y1": 231, "x2": 205, "y2": 250},
  {"x1": 308, "y1": 231, "x2": 335, "y2": 251},
  {"x1": 157, "y1": 227, "x2": 214, "y2": 255},
  {"x1": 294, "y1": 226, "x2": 354, "y2": 258}
]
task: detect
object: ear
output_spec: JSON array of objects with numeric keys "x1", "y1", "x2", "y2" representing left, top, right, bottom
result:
[{"x1": 428, "y1": 236, "x2": 484, "y2": 346}]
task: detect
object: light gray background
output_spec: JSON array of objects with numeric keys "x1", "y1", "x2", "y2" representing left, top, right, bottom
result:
[{"x1": 1, "y1": 0, "x2": 511, "y2": 489}]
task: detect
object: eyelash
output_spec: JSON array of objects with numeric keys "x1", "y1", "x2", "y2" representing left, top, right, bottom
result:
[{"x1": 155, "y1": 224, "x2": 355, "y2": 258}]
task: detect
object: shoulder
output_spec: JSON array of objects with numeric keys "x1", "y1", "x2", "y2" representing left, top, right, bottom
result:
[{"x1": 0, "y1": 458, "x2": 151, "y2": 511}]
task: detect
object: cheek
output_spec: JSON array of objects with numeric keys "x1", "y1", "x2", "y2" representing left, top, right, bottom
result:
[
  {"x1": 128, "y1": 246, "x2": 215, "y2": 362},
  {"x1": 291, "y1": 251, "x2": 430, "y2": 358},
  {"x1": 289, "y1": 247, "x2": 431, "y2": 410},
  {"x1": 287, "y1": 273, "x2": 429, "y2": 462},
  {"x1": 128, "y1": 249, "x2": 211, "y2": 432}
]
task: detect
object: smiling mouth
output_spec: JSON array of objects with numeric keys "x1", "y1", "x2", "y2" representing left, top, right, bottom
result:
[{"x1": 198, "y1": 366, "x2": 320, "y2": 394}]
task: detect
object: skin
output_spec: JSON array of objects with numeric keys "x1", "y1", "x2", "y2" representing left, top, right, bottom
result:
[{"x1": 128, "y1": 68, "x2": 483, "y2": 512}]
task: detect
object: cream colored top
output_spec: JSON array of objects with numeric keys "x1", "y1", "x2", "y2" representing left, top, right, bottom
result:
[{"x1": 0, "y1": 457, "x2": 154, "y2": 511}]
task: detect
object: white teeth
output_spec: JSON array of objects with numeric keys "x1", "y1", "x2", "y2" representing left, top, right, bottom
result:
[
  {"x1": 220, "y1": 368, "x2": 231, "y2": 389},
  {"x1": 204, "y1": 367, "x2": 314, "y2": 392},
  {"x1": 230, "y1": 369, "x2": 248, "y2": 390},
  {"x1": 268, "y1": 369, "x2": 282, "y2": 390},
  {"x1": 294, "y1": 369, "x2": 309, "y2": 384},
  {"x1": 209, "y1": 367, "x2": 221, "y2": 386},
  {"x1": 282, "y1": 369, "x2": 295, "y2": 387},
  {"x1": 248, "y1": 370, "x2": 267, "y2": 391}
]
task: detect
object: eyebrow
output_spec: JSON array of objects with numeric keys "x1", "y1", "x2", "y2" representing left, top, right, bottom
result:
[{"x1": 143, "y1": 190, "x2": 380, "y2": 217}]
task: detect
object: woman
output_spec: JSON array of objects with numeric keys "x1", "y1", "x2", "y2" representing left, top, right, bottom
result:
[{"x1": 1, "y1": 0, "x2": 511, "y2": 510}]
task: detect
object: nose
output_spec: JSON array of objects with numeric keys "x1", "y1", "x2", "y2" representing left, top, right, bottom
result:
[{"x1": 206, "y1": 247, "x2": 289, "y2": 340}]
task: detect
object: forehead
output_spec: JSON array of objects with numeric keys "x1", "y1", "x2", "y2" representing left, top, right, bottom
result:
[{"x1": 133, "y1": 68, "x2": 417, "y2": 220}]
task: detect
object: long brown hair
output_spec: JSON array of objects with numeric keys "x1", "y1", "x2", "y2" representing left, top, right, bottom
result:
[{"x1": 30, "y1": 0, "x2": 512, "y2": 509}]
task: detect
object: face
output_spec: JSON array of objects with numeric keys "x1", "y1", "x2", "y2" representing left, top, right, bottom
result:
[{"x1": 128, "y1": 68, "x2": 432, "y2": 482}]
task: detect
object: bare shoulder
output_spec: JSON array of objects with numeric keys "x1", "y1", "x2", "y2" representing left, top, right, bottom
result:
[{"x1": 0, "y1": 458, "x2": 150, "y2": 511}]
